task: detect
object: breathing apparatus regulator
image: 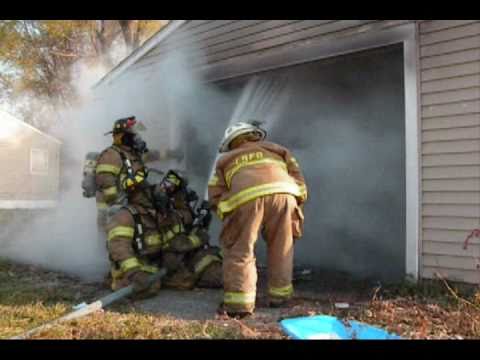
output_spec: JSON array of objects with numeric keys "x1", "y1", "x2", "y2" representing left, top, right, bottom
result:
[
  {"x1": 147, "y1": 170, "x2": 185, "y2": 216},
  {"x1": 151, "y1": 170, "x2": 211, "y2": 229}
]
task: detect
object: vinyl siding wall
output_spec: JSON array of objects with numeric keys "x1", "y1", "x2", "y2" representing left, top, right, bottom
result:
[
  {"x1": 419, "y1": 20, "x2": 480, "y2": 284},
  {"x1": 104, "y1": 20, "x2": 480, "y2": 283}
]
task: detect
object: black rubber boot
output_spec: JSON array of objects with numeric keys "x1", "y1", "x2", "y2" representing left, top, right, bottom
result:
[
  {"x1": 216, "y1": 302, "x2": 253, "y2": 319},
  {"x1": 268, "y1": 298, "x2": 293, "y2": 308}
]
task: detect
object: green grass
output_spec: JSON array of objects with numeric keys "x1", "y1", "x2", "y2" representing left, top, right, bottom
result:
[
  {"x1": 0, "y1": 259, "x2": 247, "y2": 339},
  {"x1": 2, "y1": 258, "x2": 480, "y2": 339}
]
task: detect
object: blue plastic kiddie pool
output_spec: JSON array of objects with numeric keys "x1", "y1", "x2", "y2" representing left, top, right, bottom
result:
[{"x1": 280, "y1": 315, "x2": 402, "y2": 340}]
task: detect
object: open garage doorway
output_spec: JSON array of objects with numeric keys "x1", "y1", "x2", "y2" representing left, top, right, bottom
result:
[{"x1": 184, "y1": 41, "x2": 416, "y2": 282}]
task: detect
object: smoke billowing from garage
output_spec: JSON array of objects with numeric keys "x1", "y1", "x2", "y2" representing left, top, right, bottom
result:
[{"x1": 1, "y1": 25, "x2": 406, "y2": 283}]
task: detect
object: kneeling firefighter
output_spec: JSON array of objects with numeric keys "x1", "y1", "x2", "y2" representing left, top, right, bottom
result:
[
  {"x1": 208, "y1": 121, "x2": 307, "y2": 318},
  {"x1": 105, "y1": 169, "x2": 223, "y2": 296}
]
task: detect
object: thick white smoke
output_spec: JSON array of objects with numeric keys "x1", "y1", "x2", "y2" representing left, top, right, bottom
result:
[
  {"x1": 0, "y1": 26, "x2": 293, "y2": 282},
  {"x1": 0, "y1": 60, "x2": 115, "y2": 281}
]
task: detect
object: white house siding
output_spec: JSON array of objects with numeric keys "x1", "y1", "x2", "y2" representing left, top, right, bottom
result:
[
  {"x1": 97, "y1": 20, "x2": 480, "y2": 283},
  {"x1": 419, "y1": 20, "x2": 480, "y2": 284}
]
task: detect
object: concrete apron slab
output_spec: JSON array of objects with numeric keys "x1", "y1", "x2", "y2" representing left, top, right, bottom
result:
[
  {"x1": 134, "y1": 269, "x2": 374, "y2": 321},
  {"x1": 135, "y1": 287, "x2": 289, "y2": 321}
]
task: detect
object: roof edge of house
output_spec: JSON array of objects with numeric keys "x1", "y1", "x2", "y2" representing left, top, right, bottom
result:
[
  {"x1": 1, "y1": 109, "x2": 62, "y2": 144},
  {"x1": 92, "y1": 20, "x2": 187, "y2": 90}
]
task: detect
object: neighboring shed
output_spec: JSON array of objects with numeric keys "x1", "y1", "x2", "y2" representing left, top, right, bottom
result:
[
  {"x1": 0, "y1": 110, "x2": 61, "y2": 208},
  {"x1": 92, "y1": 20, "x2": 480, "y2": 284}
]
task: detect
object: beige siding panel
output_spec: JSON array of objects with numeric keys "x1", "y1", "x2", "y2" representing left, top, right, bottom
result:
[
  {"x1": 168, "y1": 20, "x2": 238, "y2": 41},
  {"x1": 149, "y1": 20, "x2": 268, "y2": 55},
  {"x1": 169, "y1": 21, "x2": 215, "y2": 37},
  {"x1": 423, "y1": 178, "x2": 480, "y2": 191},
  {"x1": 420, "y1": 20, "x2": 480, "y2": 284},
  {"x1": 422, "y1": 266, "x2": 480, "y2": 284},
  {"x1": 158, "y1": 20, "x2": 321, "y2": 57},
  {"x1": 424, "y1": 178, "x2": 480, "y2": 192},
  {"x1": 422, "y1": 126, "x2": 480, "y2": 142},
  {"x1": 140, "y1": 20, "x2": 326, "y2": 66},
  {"x1": 421, "y1": 35, "x2": 480, "y2": 58},
  {"x1": 421, "y1": 74, "x2": 480, "y2": 93},
  {"x1": 133, "y1": 20, "x2": 375, "y2": 72},
  {"x1": 422, "y1": 100, "x2": 480, "y2": 118},
  {"x1": 423, "y1": 241, "x2": 480, "y2": 257},
  {"x1": 422, "y1": 140, "x2": 480, "y2": 154},
  {"x1": 422, "y1": 166, "x2": 480, "y2": 179},
  {"x1": 422, "y1": 152, "x2": 480, "y2": 166},
  {"x1": 140, "y1": 21, "x2": 234, "y2": 57},
  {"x1": 423, "y1": 254, "x2": 479, "y2": 271},
  {"x1": 422, "y1": 62, "x2": 480, "y2": 82},
  {"x1": 419, "y1": 20, "x2": 479, "y2": 34},
  {"x1": 421, "y1": 48, "x2": 480, "y2": 70},
  {"x1": 422, "y1": 87, "x2": 480, "y2": 106},
  {"x1": 420, "y1": 22, "x2": 480, "y2": 45},
  {"x1": 423, "y1": 204, "x2": 480, "y2": 217},
  {"x1": 203, "y1": 20, "x2": 377, "y2": 65},
  {"x1": 423, "y1": 229, "x2": 478, "y2": 243},
  {"x1": 204, "y1": 20, "x2": 332, "y2": 50},
  {"x1": 423, "y1": 191, "x2": 480, "y2": 204},
  {"x1": 422, "y1": 114, "x2": 480, "y2": 130},
  {"x1": 422, "y1": 216, "x2": 478, "y2": 230}
]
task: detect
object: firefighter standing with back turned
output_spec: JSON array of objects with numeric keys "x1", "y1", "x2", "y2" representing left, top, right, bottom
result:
[{"x1": 208, "y1": 121, "x2": 307, "y2": 318}]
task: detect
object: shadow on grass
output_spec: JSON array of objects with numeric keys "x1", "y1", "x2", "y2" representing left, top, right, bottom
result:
[{"x1": 0, "y1": 258, "x2": 103, "y2": 307}]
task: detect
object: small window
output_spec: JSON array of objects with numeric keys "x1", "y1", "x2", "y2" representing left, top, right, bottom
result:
[{"x1": 30, "y1": 148, "x2": 49, "y2": 175}]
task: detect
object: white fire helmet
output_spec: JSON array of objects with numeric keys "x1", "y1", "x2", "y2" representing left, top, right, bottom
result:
[{"x1": 219, "y1": 121, "x2": 267, "y2": 153}]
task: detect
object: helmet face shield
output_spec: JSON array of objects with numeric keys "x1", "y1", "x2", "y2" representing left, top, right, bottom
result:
[{"x1": 131, "y1": 120, "x2": 147, "y2": 132}]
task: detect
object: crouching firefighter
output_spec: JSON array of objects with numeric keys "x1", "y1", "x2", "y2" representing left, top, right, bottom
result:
[
  {"x1": 105, "y1": 171, "x2": 222, "y2": 297},
  {"x1": 208, "y1": 121, "x2": 308, "y2": 318},
  {"x1": 154, "y1": 170, "x2": 222, "y2": 290}
]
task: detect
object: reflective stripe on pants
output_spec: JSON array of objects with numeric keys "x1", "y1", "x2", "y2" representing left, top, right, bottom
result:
[
  {"x1": 119, "y1": 257, "x2": 141, "y2": 273},
  {"x1": 108, "y1": 226, "x2": 134, "y2": 241},
  {"x1": 224, "y1": 291, "x2": 256, "y2": 305},
  {"x1": 268, "y1": 284, "x2": 293, "y2": 299},
  {"x1": 194, "y1": 254, "x2": 221, "y2": 275}
]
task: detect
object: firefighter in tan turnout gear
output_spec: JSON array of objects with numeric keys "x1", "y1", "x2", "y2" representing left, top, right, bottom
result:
[
  {"x1": 106, "y1": 169, "x2": 223, "y2": 296},
  {"x1": 208, "y1": 121, "x2": 307, "y2": 318},
  {"x1": 95, "y1": 116, "x2": 149, "y2": 230}
]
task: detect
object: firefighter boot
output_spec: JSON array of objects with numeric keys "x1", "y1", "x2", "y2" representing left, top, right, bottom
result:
[
  {"x1": 128, "y1": 271, "x2": 162, "y2": 300},
  {"x1": 163, "y1": 268, "x2": 196, "y2": 290},
  {"x1": 216, "y1": 302, "x2": 253, "y2": 319},
  {"x1": 197, "y1": 262, "x2": 223, "y2": 288}
]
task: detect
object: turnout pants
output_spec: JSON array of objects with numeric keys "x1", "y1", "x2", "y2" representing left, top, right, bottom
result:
[{"x1": 220, "y1": 193, "x2": 299, "y2": 313}]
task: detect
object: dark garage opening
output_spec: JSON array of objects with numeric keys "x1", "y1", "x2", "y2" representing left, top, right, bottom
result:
[{"x1": 184, "y1": 43, "x2": 406, "y2": 282}]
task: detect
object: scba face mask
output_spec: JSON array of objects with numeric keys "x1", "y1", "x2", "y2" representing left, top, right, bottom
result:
[{"x1": 123, "y1": 133, "x2": 148, "y2": 154}]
